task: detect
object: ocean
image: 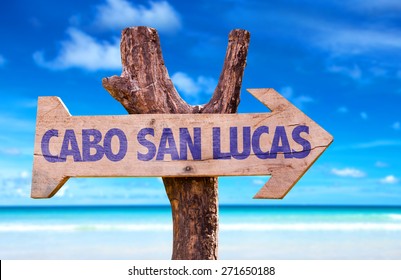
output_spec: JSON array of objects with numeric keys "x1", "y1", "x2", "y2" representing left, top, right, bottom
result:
[{"x1": 1, "y1": 205, "x2": 401, "y2": 259}]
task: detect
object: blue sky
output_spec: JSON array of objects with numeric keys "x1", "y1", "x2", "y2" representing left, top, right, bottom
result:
[{"x1": 0, "y1": 0, "x2": 400, "y2": 206}]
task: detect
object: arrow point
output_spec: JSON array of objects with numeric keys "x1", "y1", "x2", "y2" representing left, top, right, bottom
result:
[
  {"x1": 248, "y1": 87, "x2": 333, "y2": 199},
  {"x1": 247, "y1": 88, "x2": 294, "y2": 112},
  {"x1": 37, "y1": 96, "x2": 71, "y2": 118},
  {"x1": 253, "y1": 143, "x2": 333, "y2": 199},
  {"x1": 253, "y1": 166, "x2": 305, "y2": 199},
  {"x1": 253, "y1": 182, "x2": 288, "y2": 199},
  {"x1": 246, "y1": 88, "x2": 273, "y2": 107},
  {"x1": 31, "y1": 170, "x2": 69, "y2": 198},
  {"x1": 32, "y1": 96, "x2": 71, "y2": 199}
]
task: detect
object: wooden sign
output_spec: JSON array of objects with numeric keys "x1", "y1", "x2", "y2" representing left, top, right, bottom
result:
[{"x1": 31, "y1": 88, "x2": 333, "y2": 199}]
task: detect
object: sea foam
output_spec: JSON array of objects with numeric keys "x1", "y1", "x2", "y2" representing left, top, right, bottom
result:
[{"x1": 1, "y1": 222, "x2": 401, "y2": 232}]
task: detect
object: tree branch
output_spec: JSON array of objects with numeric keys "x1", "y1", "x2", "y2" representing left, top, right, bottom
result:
[
  {"x1": 103, "y1": 27, "x2": 250, "y2": 114},
  {"x1": 102, "y1": 26, "x2": 192, "y2": 114},
  {"x1": 201, "y1": 29, "x2": 250, "y2": 113}
]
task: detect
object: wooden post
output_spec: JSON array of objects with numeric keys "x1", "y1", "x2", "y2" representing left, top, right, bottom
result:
[{"x1": 102, "y1": 26, "x2": 250, "y2": 260}]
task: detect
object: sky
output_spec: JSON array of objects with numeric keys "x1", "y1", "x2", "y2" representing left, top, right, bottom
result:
[{"x1": 0, "y1": 0, "x2": 400, "y2": 206}]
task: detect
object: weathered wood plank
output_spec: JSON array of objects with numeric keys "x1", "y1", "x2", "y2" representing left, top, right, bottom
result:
[{"x1": 31, "y1": 88, "x2": 333, "y2": 199}]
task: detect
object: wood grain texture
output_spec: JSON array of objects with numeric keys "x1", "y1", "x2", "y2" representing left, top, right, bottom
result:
[
  {"x1": 31, "y1": 89, "x2": 333, "y2": 199},
  {"x1": 102, "y1": 27, "x2": 250, "y2": 260}
]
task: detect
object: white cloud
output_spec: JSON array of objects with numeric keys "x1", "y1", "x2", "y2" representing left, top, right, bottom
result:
[
  {"x1": 20, "y1": 171, "x2": 30, "y2": 179},
  {"x1": 277, "y1": 8, "x2": 401, "y2": 57},
  {"x1": 380, "y1": 175, "x2": 399, "y2": 184},
  {"x1": 0, "y1": 148, "x2": 22, "y2": 156},
  {"x1": 302, "y1": 17, "x2": 401, "y2": 82},
  {"x1": 375, "y1": 161, "x2": 388, "y2": 168},
  {"x1": 33, "y1": 28, "x2": 121, "y2": 71},
  {"x1": 369, "y1": 67, "x2": 388, "y2": 78},
  {"x1": 33, "y1": 1, "x2": 181, "y2": 72},
  {"x1": 293, "y1": 95, "x2": 314, "y2": 108},
  {"x1": 55, "y1": 185, "x2": 69, "y2": 197},
  {"x1": 197, "y1": 76, "x2": 216, "y2": 94},
  {"x1": 337, "y1": 106, "x2": 348, "y2": 113},
  {"x1": 349, "y1": 140, "x2": 401, "y2": 149},
  {"x1": 279, "y1": 86, "x2": 314, "y2": 109},
  {"x1": 331, "y1": 168, "x2": 366, "y2": 178},
  {"x1": 327, "y1": 64, "x2": 362, "y2": 80},
  {"x1": 346, "y1": 0, "x2": 401, "y2": 12},
  {"x1": 0, "y1": 115, "x2": 35, "y2": 132},
  {"x1": 18, "y1": 99, "x2": 38, "y2": 108},
  {"x1": 280, "y1": 86, "x2": 294, "y2": 99},
  {"x1": 0, "y1": 54, "x2": 5, "y2": 66},
  {"x1": 252, "y1": 179, "x2": 265, "y2": 186},
  {"x1": 360, "y1": 112, "x2": 368, "y2": 120},
  {"x1": 95, "y1": 0, "x2": 181, "y2": 33},
  {"x1": 392, "y1": 121, "x2": 400, "y2": 130},
  {"x1": 317, "y1": 25, "x2": 401, "y2": 55},
  {"x1": 171, "y1": 72, "x2": 216, "y2": 99},
  {"x1": 335, "y1": 140, "x2": 401, "y2": 151},
  {"x1": 171, "y1": 72, "x2": 200, "y2": 95},
  {"x1": 0, "y1": 171, "x2": 32, "y2": 199}
]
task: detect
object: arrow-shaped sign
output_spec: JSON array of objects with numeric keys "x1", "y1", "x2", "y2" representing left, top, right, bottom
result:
[{"x1": 31, "y1": 88, "x2": 333, "y2": 199}]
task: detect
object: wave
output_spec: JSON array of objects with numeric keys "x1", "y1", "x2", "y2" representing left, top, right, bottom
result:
[
  {"x1": 0, "y1": 224, "x2": 172, "y2": 232},
  {"x1": 221, "y1": 223, "x2": 401, "y2": 231},
  {"x1": 1, "y1": 222, "x2": 401, "y2": 232},
  {"x1": 388, "y1": 214, "x2": 401, "y2": 221}
]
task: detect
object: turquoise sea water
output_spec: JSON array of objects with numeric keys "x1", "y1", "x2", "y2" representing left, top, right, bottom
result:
[{"x1": 1, "y1": 205, "x2": 401, "y2": 259}]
